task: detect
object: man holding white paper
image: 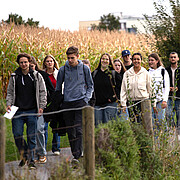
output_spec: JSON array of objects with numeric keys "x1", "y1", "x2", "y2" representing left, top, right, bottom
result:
[{"x1": 6, "y1": 53, "x2": 47, "y2": 169}]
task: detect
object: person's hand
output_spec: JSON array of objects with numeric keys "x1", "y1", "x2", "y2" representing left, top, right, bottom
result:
[
  {"x1": 170, "y1": 87, "x2": 178, "y2": 91},
  {"x1": 153, "y1": 107, "x2": 158, "y2": 114},
  {"x1": 6, "y1": 106, "x2": 11, "y2": 112},
  {"x1": 122, "y1": 106, "x2": 127, "y2": 113},
  {"x1": 38, "y1": 108, "x2": 43, "y2": 117},
  {"x1": 161, "y1": 101, "x2": 167, "y2": 109},
  {"x1": 108, "y1": 99, "x2": 111, "y2": 102}
]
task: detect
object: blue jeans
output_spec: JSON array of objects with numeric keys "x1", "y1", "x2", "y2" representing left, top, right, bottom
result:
[
  {"x1": 117, "y1": 107, "x2": 129, "y2": 121},
  {"x1": 44, "y1": 122, "x2": 60, "y2": 152},
  {"x1": 166, "y1": 98, "x2": 180, "y2": 134},
  {"x1": 36, "y1": 116, "x2": 47, "y2": 156},
  {"x1": 12, "y1": 109, "x2": 37, "y2": 162},
  {"x1": 152, "y1": 100, "x2": 166, "y2": 129},
  {"x1": 95, "y1": 102, "x2": 117, "y2": 126}
]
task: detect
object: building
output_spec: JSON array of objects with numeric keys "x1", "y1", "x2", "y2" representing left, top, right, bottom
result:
[{"x1": 79, "y1": 14, "x2": 147, "y2": 33}]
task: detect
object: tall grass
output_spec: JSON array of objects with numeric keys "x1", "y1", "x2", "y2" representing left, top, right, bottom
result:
[{"x1": 0, "y1": 23, "x2": 155, "y2": 99}]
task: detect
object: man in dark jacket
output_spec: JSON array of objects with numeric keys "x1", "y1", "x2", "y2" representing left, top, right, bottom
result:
[
  {"x1": 166, "y1": 52, "x2": 180, "y2": 135},
  {"x1": 6, "y1": 53, "x2": 47, "y2": 169}
]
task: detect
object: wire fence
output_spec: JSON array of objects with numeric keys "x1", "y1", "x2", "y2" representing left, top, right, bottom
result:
[{"x1": 1, "y1": 96, "x2": 180, "y2": 179}]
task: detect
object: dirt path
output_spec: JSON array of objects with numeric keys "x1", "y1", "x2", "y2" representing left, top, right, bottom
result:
[{"x1": 5, "y1": 147, "x2": 72, "y2": 180}]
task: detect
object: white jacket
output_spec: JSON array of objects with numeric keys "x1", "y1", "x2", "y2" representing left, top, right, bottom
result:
[
  {"x1": 120, "y1": 66, "x2": 155, "y2": 107},
  {"x1": 148, "y1": 66, "x2": 170, "y2": 102}
]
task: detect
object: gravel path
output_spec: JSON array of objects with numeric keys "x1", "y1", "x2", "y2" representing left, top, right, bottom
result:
[{"x1": 5, "y1": 147, "x2": 73, "y2": 180}]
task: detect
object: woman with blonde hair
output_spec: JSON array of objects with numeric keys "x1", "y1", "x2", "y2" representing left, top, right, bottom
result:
[{"x1": 43, "y1": 55, "x2": 61, "y2": 155}]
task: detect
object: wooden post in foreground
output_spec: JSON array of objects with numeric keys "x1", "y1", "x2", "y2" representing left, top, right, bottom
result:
[
  {"x1": 82, "y1": 106, "x2": 95, "y2": 180},
  {"x1": 0, "y1": 116, "x2": 5, "y2": 180},
  {"x1": 141, "y1": 99, "x2": 153, "y2": 136}
]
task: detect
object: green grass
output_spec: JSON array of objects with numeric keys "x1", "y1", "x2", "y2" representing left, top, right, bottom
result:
[{"x1": 5, "y1": 118, "x2": 69, "y2": 162}]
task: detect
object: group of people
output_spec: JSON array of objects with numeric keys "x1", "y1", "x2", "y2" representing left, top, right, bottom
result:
[{"x1": 6, "y1": 46, "x2": 179, "y2": 170}]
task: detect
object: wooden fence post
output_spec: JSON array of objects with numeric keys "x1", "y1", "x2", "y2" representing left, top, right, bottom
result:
[
  {"x1": 0, "y1": 116, "x2": 5, "y2": 180},
  {"x1": 82, "y1": 106, "x2": 95, "y2": 180},
  {"x1": 141, "y1": 99, "x2": 153, "y2": 136}
]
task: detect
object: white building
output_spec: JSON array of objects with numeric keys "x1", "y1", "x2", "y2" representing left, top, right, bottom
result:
[{"x1": 79, "y1": 13, "x2": 147, "y2": 33}]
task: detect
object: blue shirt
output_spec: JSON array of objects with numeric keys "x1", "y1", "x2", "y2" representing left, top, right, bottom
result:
[{"x1": 56, "y1": 60, "x2": 94, "y2": 103}]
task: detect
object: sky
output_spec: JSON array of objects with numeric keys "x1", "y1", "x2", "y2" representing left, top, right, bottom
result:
[{"x1": 0, "y1": 0, "x2": 159, "y2": 31}]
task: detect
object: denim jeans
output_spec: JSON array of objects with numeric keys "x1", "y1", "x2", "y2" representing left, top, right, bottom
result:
[
  {"x1": 95, "y1": 102, "x2": 117, "y2": 126},
  {"x1": 12, "y1": 109, "x2": 37, "y2": 162},
  {"x1": 117, "y1": 107, "x2": 129, "y2": 121},
  {"x1": 36, "y1": 115, "x2": 47, "y2": 156},
  {"x1": 166, "y1": 98, "x2": 180, "y2": 134},
  {"x1": 152, "y1": 100, "x2": 166, "y2": 129},
  {"x1": 44, "y1": 122, "x2": 60, "y2": 152}
]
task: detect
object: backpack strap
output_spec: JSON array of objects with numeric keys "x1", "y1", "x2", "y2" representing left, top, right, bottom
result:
[
  {"x1": 111, "y1": 70, "x2": 116, "y2": 86},
  {"x1": 92, "y1": 69, "x2": 98, "y2": 79},
  {"x1": 161, "y1": 68, "x2": 165, "y2": 88}
]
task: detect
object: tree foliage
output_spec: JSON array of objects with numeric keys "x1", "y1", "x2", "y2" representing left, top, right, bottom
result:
[
  {"x1": 143, "y1": 0, "x2": 180, "y2": 65},
  {"x1": 5, "y1": 13, "x2": 39, "y2": 27},
  {"x1": 91, "y1": 13, "x2": 120, "y2": 31}
]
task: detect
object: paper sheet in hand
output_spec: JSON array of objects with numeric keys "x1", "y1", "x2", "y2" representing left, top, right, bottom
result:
[{"x1": 4, "y1": 106, "x2": 19, "y2": 119}]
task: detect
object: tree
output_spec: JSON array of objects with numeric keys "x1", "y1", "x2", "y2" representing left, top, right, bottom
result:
[
  {"x1": 6, "y1": 13, "x2": 25, "y2": 25},
  {"x1": 91, "y1": 13, "x2": 120, "y2": 31},
  {"x1": 5, "y1": 13, "x2": 39, "y2": 27},
  {"x1": 25, "y1": 18, "x2": 39, "y2": 27},
  {"x1": 143, "y1": 0, "x2": 180, "y2": 65}
]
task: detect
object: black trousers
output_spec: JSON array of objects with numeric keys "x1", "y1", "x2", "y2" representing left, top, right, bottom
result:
[
  {"x1": 62, "y1": 99, "x2": 86, "y2": 159},
  {"x1": 128, "y1": 100, "x2": 142, "y2": 123}
]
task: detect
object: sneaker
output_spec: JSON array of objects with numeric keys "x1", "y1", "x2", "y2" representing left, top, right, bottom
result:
[
  {"x1": 39, "y1": 156, "x2": 47, "y2": 163},
  {"x1": 28, "y1": 162, "x2": 37, "y2": 170},
  {"x1": 18, "y1": 158, "x2": 27, "y2": 167},
  {"x1": 71, "y1": 158, "x2": 80, "y2": 168},
  {"x1": 53, "y1": 151, "x2": 60, "y2": 156}
]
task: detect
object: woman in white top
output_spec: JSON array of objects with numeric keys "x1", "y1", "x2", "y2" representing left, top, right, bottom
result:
[
  {"x1": 148, "y1": 53, "x2": 170, "y2": 128},
  {"x1": 120, "y1": 53, "x2": 155, "y2": 131}
]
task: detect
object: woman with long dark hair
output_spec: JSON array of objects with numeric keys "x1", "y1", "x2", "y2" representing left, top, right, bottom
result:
[
  {"x1": 43, "y1": 55, "x2": 61, "y2": 155},
  {"x1": 120, "y1": 53, "x2": 154, "y2": 135},
  {"x1": 92, "y1": 53, "x2": 120, "y2": 126},
  {"x1": 148, "y1": 53, "x2": 170, "y2": 128}
]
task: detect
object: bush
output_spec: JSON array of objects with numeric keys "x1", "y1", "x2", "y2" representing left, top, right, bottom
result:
[
  {"x1": 95, "y1": 119, "x2": 140, "y2": 179},
  {"x1": 95, "y1": 119, "x2": 163, "y2": 179}
]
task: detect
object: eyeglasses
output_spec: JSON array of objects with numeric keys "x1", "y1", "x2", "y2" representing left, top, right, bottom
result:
[{"x1": 67, "y1": 57, "x2": 75, "y2": 60}]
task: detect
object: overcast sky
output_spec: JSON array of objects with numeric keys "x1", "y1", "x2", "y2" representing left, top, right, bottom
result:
[{"x1": 1, "y1": 0, "x2": 162, "y2": 31}]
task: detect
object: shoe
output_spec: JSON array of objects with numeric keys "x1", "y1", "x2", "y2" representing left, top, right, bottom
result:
[
  {"x1": 28, "y1": 162, "x2": 37, "y2": 170},
  {"x1": 53, "y1": 151, "x2": 60, "y2": 156},
  {"x1": 71, "y1": 158, "x2": 80, "y2": 168},
  {"x1": 39, "y1": 156, "x2": 47, "y2": 163},
  {"x1": 19, "y1": 158, "x2": 27, "y2": 167}
]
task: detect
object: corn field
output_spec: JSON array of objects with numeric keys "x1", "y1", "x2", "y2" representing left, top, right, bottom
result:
[{"x1": 0, "y1": 23, "x2": 156, "y2": 99}]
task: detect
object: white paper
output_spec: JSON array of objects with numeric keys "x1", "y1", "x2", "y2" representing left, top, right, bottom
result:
[{"x1": 4, "y1": 106, "x2": 19, "y2": 119}]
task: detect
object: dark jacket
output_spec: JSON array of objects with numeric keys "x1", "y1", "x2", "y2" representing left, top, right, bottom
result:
[
  {"x1": 92, "y1": 69, "x2": 120, "y2": 106},
  {"x1": 166, "y1": 66, "x2": 180, "y2": 98},
  {"x1": 38, "y1": 70, "x2": 55, "y2": 104},
  {"x1": 6, "y1": 67, "x2": 47, "y2": 111}
]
